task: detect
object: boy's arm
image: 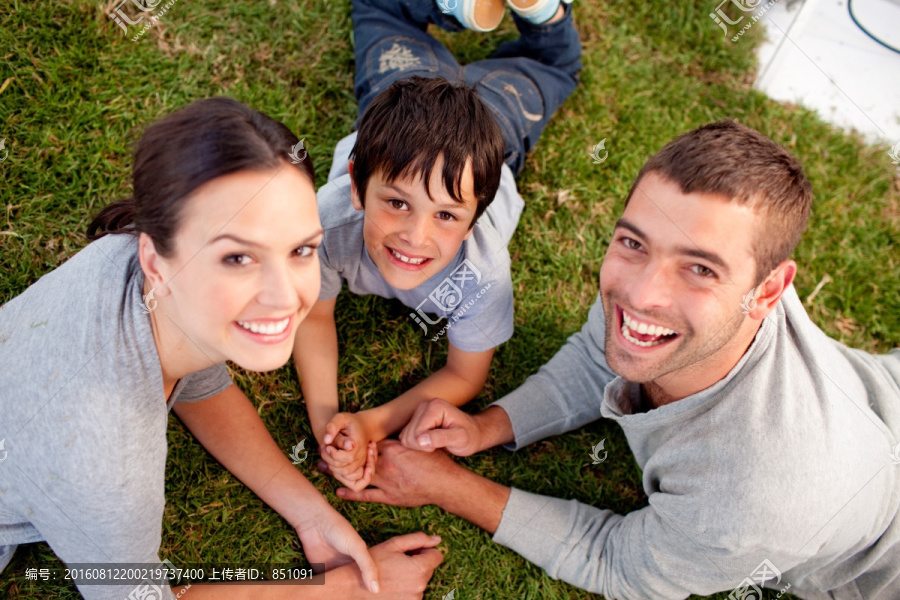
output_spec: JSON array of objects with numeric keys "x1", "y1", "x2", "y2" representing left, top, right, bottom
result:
[
  {"x1": 293, "y1": 297, "x2": 340, "y2": 446},
  {"x1": 360, "y1": 342, "x2": 494, "y2": 442}
]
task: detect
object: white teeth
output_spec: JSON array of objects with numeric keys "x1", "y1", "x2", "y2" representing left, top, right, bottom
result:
[
  {"x1": 621, "y1": 310, "x2": 677, "y2": 347},
  {"x1": 237, "y1": 317, "x2": 290, "y2": 336},
  {"x1": 390, "y1": 249, "x2": 426, "y2": 265}
]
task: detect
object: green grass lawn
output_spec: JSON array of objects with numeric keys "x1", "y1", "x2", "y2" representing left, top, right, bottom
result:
[{"x1": 1, "y1": 0, "x2": 898, "y2": 598}]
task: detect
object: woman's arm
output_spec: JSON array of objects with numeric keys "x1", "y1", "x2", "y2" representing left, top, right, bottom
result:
[{"x1": 171, "y1": 384, "x2": 379, "y2": 592}]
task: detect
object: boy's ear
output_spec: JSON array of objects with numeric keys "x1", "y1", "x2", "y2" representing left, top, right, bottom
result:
[
  {"x1": 137, "y1": 232, "x2": 173, "y2": 298},
  {"x1": 348, "y1": 159, "x2": 364, "y2": 211}
]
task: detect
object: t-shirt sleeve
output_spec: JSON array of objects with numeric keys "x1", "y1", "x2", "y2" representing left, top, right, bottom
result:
[
  {"x1": 173, "y1": 363, "x2": 232, "y2": 403},
  {"x1": 317, "y1": 242, "x2": 344, "y2": 301},
  {"x1": 444, "y1": 266, "x2": 514, "y2": 352},
  {"x1": 490, "y1": 294, "x2": 615, "y2": 449},
  {"x1": 493, "y1": 488, "x2": 799, "y2": 600}
]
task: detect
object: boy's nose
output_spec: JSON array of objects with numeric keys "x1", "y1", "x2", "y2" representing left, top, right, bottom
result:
[{"x1": 400, "y1": 215, "x2": 430, "y2": 248}]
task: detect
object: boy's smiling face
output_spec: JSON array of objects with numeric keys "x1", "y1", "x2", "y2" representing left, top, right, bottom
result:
[{"x1": 349, "y1": 155, "x2": 478, "y2": 290}]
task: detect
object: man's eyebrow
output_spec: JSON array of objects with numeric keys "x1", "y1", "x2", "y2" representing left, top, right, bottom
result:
[
  {"x1": 613, "y1": 218, "x2": 732, "y2": 276},
  {"x1": 209, "y1": 229, "x2": 324, "y2": 248},
  {"x1": 383, "y1": 182, "x2": 472, "y2": 211}
]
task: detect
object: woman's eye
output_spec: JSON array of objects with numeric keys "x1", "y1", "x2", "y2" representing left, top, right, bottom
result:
[
  {"x1": 294, "y1": 245, "x2": 316, "y2": 258},
  {"x1": 691, "y1": 264, "x2": 715, "y2": 278},
  {"x1": 224, "y1": 254, "x2": 252, "y2": 266}
]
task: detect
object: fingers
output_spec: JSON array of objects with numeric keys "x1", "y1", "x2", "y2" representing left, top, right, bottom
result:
[
  {"x1": 347, "y1": 540, "x2": 380, "y2": 595},
  {"x1": 336, "y1": 485, "x2": 391, "y2": 504},
  {"x1": 323, "y1": 413, "x2": 352, "y2": 445},
  {"x1": 412, "y1": 547, "x2": 445, "y2": 571},
  {"x1": 333, "y1": 469, "x2": 369, "y2": 492},
  {"x1": 384, "y1": 532, "x2": 442, "y2": 553},
  {"x1": 354, "y1": 441, "x2": 378, "y2": 489},
  {"x1": 332, "y1": 430, "x2": 354, "y2": 451},
  {"x1": 416, "y1": 427, "x2": 467, "y2": 454},
  {"x1": 323, "y1": 444, "x2": 364, "y2": 469}
]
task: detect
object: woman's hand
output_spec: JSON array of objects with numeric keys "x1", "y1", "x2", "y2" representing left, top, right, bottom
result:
[{"x1": 293, "y1": 499, "x2": 381, "y2": 593}]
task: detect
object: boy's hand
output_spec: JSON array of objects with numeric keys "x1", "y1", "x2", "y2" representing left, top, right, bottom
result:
[
  {"x1": 323, "y1": 441, "x2": 378, "y2": 491},
  {"x1": 399, "y1": 398, "x2": 483, "y2": 457}
]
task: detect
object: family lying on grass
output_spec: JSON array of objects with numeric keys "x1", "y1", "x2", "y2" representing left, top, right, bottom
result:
[{"x1": 2, "y1": 0, "x2": 899, "y2": 598}]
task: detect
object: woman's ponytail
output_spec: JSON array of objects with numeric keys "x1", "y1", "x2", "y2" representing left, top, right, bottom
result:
[{"x1": 86, "y1": 197, "x2": 136, "y2": 240}]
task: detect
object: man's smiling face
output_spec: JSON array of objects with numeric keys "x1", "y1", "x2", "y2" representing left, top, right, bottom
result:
[
  {"x1": 350, "y1": 155, "x2": 477, "y2": 291},
  {"x1": 600, "y1": 171, "x2": 766, "y2": 398}
]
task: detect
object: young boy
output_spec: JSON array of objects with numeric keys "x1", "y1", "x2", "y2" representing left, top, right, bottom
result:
[{"x1": 293, "y1": 0, "x2": 582, "y2": 490}]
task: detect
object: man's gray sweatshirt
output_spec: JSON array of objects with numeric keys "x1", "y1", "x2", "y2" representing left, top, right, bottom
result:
[{"x1": 491, "y1": 285, "x2": 900, "y2": 600}]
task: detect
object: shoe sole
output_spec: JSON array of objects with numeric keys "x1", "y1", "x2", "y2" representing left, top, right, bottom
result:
[{"x1": 471, "y1": 0, "x2": 505, "y2": 31}]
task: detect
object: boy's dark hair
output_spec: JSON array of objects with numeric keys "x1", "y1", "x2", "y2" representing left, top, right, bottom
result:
[
  {"x1": 350, "y1": 76, "x2": 505, "y2": 227},
  {"x1": 626, "y1": 119, "x2": 813, "y2": 286}
]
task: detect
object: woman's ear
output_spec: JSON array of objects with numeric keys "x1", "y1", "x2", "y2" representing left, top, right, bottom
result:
[
  {"x1": 137, "y1": 232, "x2": 172, "y2": 297},
  {"x1": 348, "y1": 159, "x2": 364, "y2": 211}
]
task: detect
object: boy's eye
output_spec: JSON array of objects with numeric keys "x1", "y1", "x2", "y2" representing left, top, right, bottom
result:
[
  {"x1": 436, "y1": 211, "x2": 456, "y2": 221},
  {"x1": 224, "y1": 253, "x2": 252, "y2": 266},
  {"x1": 691, "y1": 264, "x2": 716, "y2": 278},
  {"x1": 388, "y1": 199, "x2": 408, "y2": 211}
]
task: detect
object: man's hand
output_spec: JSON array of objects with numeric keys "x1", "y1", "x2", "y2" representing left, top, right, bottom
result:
[
  {"x1": 337, "y1": 440, "x2": 511, "y2": 534},
  {"x1": 399, "y1": 398, "x2": 483, "y2": 456},
  {"x1": 322, "y1": 413, "x2": 375, "y2": 491},
  {"x1": 336, "y1": 440, "x2": 458, "y2": 507},
  {"x1": 327, "y1": 532, "x2": 444, "y2": 599}
]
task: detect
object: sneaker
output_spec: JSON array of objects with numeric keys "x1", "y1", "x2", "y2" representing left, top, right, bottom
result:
[
  {"x1": 506, "y1": 0, "x2": 572, "y2": 25},
  {"x1": 439, "y1": 0, "x2": 505, "y2": 32}
]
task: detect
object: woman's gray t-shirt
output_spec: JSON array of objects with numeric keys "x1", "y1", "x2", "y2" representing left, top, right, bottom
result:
[{"x1": 0, "y1": 234, "x2": 232, "y2": 599}]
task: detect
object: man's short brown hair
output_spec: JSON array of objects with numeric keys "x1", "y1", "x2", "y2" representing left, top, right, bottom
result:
[{"x1": 625, "y1": 119, "x2": 813, "y2": 286}]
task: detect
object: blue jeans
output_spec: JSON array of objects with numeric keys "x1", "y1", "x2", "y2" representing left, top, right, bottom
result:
[{"x1": 351, "y1": 0, "x2": 582, "y2": 175}]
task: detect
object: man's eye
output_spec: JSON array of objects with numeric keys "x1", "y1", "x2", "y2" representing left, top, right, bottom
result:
[
  {"x1": 622, "y1": 237, "x2": 642, "y2": 250},
  {"x1": 691, "y1": 264, "x2": 716, "y2": 278}
]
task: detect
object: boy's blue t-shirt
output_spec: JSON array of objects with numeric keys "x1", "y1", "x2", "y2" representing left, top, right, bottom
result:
[{"x1": 316, "y1": 132, "x2": 524, "y2": 352}]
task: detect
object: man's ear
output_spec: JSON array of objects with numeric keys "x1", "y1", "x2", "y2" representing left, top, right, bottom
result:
[
  {"x1": 348, "y1": 159, "x2": 364, "y2": 211},
  {"x1": 746, "y1": 259, "x2": 797, "y2": 320},
  {"x1": 138, "y1": 232, "x2": 173, "y2": 297}
]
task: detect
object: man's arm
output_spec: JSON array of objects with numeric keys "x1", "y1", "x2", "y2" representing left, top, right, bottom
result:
[
  {"x1": 490, "y1": 294, "x2": 617, "y2": 449},
  {"x1": 339, "y1": 442, "x2": 777, "y2": 600},
  {"x1": 402, "y1": 295, "x2": 617, "y2": 454},
  {"x1": 292, "y1": 297, "x2": 340, "y2": 446}
]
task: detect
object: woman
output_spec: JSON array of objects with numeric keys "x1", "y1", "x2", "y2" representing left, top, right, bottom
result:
[{"x1": 0, "y1": 98, "x2": 442, "y2": 599}]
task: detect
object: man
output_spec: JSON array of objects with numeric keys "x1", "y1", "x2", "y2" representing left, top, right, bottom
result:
[{"x1": 336, "y1": 119, "x2": 900, "y2": 599}]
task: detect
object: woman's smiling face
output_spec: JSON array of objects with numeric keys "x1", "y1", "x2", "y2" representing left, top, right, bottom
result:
[{"x1": 149, "y1": 164, "x2": 323, "y2": 373}]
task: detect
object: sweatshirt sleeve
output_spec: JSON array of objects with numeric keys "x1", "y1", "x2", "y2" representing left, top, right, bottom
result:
[
  {"x1": 492, "y1": 488, "x2": 773, "y2": 600},
  {"x1": 490, "y1": 294, "x2": 618, "y2": 449}
]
